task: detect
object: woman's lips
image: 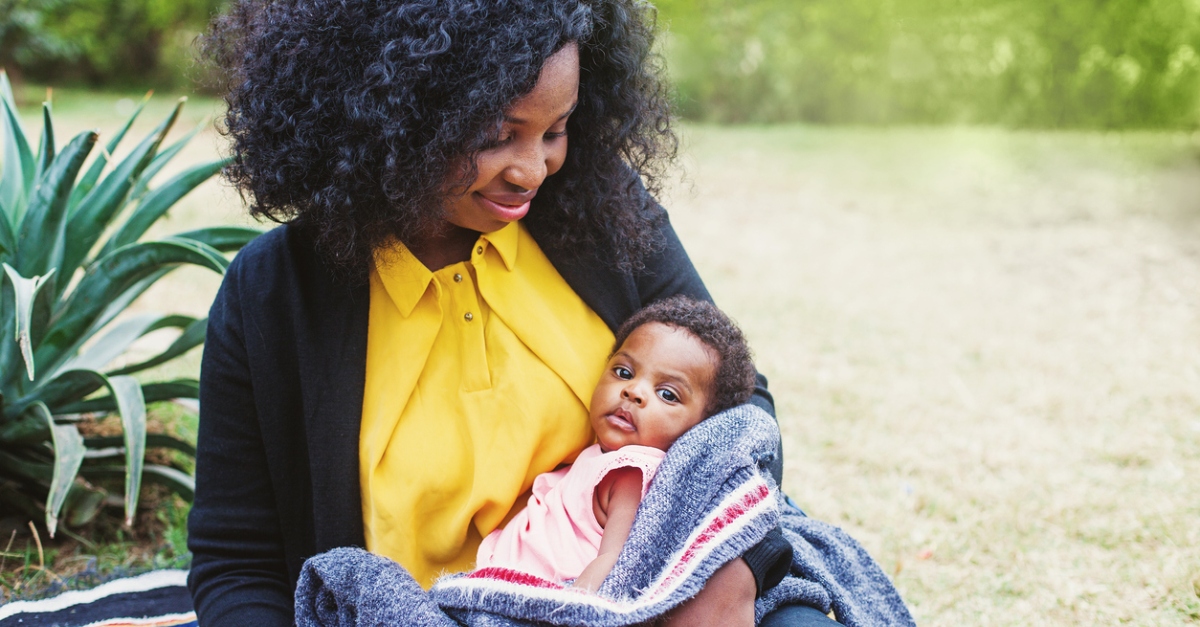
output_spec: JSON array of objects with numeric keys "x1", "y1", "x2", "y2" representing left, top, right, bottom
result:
[{"x1": 475, "y1": 192, "x2": 532, "y2": 222}]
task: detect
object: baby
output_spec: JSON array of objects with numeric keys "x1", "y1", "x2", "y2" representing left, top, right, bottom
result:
[{"x1": 475, "y1": 295, "x2": 758, "y2": 592}]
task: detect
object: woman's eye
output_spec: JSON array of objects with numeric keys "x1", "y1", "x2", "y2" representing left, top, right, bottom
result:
[
  {"x1": 614, "y1": 366, "x2": 632, "y2": 379},
  {"x1": 544, "y1": 130, "x2": 567, "y2": 141},
  {"x1": 486, "y1": 135, "x2": 512, "y2": 148},
  {"x1": 657, "y1": 389, "x2": 678, "y2": 403}
]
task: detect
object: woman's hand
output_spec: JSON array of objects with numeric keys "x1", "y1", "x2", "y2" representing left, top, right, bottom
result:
[{"x1": 659, "y1": 558, "x2": 756, "y2": 627}]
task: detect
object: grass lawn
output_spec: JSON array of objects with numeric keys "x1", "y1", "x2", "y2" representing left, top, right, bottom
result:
[{"x1": 6, "y1": 88, "x2": 1200, "y2": 625}]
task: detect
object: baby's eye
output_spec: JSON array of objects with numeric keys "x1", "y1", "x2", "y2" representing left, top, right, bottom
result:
[
  {"x1": 613, "y1": 366, "x2": 632, "y2": 379},
  {"x1": 656, "y1": 389, "x2": 679, "y2": 403}
]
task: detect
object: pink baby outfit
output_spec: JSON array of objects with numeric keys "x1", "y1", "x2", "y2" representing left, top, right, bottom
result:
[{"x1": 476, "y1": 443, "x2": 665, "y2": 583}]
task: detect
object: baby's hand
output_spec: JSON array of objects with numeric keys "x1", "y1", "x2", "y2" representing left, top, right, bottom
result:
[{"x1": 570, "y1": 564, "x2": 608, "y2": 593}]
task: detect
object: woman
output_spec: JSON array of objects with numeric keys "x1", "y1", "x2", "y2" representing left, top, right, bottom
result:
[{"x1": 189, "y1": 1, "x2": 835, "y2": 625}]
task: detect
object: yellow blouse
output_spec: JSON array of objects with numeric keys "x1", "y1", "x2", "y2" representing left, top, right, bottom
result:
[{"x1": 360, "y1": 221, "x2": 615, "y2": 588}]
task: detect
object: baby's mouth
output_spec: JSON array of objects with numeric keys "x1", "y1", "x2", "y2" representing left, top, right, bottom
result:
[{"x1": 606, "y1": 407, "x2": 636, "y2": 432}]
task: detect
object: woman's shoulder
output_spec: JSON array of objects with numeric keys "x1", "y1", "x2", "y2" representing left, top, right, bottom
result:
[
  {"x1": 227, "y1": 224, "x2": 346, "y2": 289},
  {"x1": 221, "y1": 223, "x2": 366, "y2": 314},
  {"x1": 228, "y1": 223, "x2": 307, "y2": 278}
]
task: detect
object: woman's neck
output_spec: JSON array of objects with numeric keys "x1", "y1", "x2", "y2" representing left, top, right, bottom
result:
[{"x1": 407, "y1": 224, "x2": 479, "y2": 271}]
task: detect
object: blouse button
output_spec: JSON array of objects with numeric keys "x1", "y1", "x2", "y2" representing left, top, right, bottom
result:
[
  {"x1": 475, "y1": 246, "x2": 484, "y2": 255},
  {"x1": 464, "y1": 312, "x2": 474, "y2": 322},
  {"x1": 453, "y1": 273, "x2": 463, "y2": 282}
]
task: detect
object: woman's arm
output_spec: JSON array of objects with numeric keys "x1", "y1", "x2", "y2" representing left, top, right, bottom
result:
[
  {"x1": 661, "y1": 559, "x2": 756, "y2": 627},
  {"x1": 186, "y1": 257, "x2": 294, "y2": 626},
  {"x1": 571, "y1": 466, "x2": 644, "y2": 592}
]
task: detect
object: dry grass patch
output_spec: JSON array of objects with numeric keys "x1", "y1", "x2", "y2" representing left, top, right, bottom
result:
[{"x1": 666, "y1": 126, "x2": 1200, "y2": 625}]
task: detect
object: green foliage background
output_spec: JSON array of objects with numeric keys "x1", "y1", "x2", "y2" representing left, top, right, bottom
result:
[
  {"x1": 4, "y1": 0, "x2": 1200, "y2": 125},
  {"x1": 2, "y1": 0, "x2": 223, "y2": 89},
  {"x1": 657, "y1": 0, "x2": 1200, "y2": 127}
]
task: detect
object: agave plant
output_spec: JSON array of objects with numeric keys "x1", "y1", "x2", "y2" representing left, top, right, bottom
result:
[{"x1": 0, "y1": 71, "x2": 260, "y2": 537}]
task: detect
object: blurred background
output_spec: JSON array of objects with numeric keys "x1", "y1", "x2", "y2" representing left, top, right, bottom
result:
[
  {"x1": 2, "y1": 1, "x2": 1199, "y2": 625},
  {"x1": 5, "y1": 0, "x2": 1200, "y2": 127}
]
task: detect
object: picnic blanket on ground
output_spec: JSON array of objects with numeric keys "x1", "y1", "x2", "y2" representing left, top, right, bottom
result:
[
  {"x1": 0, "y1": 570, "x2": 196, "y2": 627},
  {"x1": 296, "y1": 405, "x2": 915, "y2": 627}
]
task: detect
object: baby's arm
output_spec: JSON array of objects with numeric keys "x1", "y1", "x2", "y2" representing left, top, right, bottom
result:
[{"x1": 571, "y1": 466, "x2": 643, "y2": 592}]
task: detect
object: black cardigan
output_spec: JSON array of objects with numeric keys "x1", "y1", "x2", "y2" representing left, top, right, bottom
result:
[{"x1": 187, "y1": 216, "x2": 790, "y2": 626}]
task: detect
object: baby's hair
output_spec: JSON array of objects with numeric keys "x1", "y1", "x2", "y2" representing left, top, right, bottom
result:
[{"x1": 612, "y1": 295, "x2": 756, "y2": 417}]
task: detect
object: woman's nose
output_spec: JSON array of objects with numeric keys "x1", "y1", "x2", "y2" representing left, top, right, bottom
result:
[{"x1": 504, "y1": 143, "x2": 549, "y2": 190}]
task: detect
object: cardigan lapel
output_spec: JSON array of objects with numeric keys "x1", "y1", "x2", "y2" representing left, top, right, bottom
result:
[
  {"x1": 528, "y1": 221, "x2": 638, "y2": 333},
  {"x1": 290, "y1": 230, "x2": 372, "y2": 553}
]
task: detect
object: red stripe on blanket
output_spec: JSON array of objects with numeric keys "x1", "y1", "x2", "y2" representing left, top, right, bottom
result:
[
  {"x1": 653, "y1": 483, "x2": 770, "y2": 591},
  {"x1": 465, "y1": 567, "x2": 566, "y2": 590}
]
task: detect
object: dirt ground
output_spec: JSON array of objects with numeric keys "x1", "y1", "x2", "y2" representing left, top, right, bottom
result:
[
  {"x1": 665, "y1": 126, "x2": 1200, "y2": 625},
  {"x1": 17, "y1": 93, "x2": 1200, "y2": 623}
]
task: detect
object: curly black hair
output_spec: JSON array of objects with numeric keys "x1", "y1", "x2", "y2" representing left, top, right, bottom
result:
[
  {"x1": 612, "y1": 295, "x2": 756, "y2": 417},
  {"x1": 205, "y1": 0, "x2": 676, "y2": 274}
]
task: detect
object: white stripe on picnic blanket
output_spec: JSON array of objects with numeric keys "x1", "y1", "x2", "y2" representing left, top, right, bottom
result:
[
  {"x1": 81, "y1": 610, "x2": 196, "y2": 627},
  {"x1": 436, "y1": 475, "x2": 775, "y2": 616},
  {"x1": 0, "y1": 570, "x2": 189, "y2": 619}
]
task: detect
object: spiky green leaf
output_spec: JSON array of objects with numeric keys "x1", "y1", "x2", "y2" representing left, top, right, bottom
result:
[
  {"x1": 14, "y1": 369, "x2": 147, "y2": 524},
  {"x1": 59, "y1": 313, "x2": 191, "y2": 374},
  {"x1": 102, "y1": 157, "x2": 229, "y2": 256},
  {"x1": 0, "y1": 407, "x2": 49, "y2": 443},
  {"x1": 34, "y1": 103, "x2": 55, "y2": 186},
  {"x1": 80, "y1": 462, "x2": 193, "y2": 503},
  {"x1": 0, "y1": 72, "x2": 35, "y2": 227},
  {"x1": 108, "y1": 317, "x2": 205, "y2": 376},
  {"x1": 3, "y1": 264, "x2": 56, "y2": 381},
  {"x1": 0, "y1": 448, "x2": 50, "y2": 481},
  {"x1": 128, "y1": 118, "x2": 208, "y2": 204},
  {"x1": 17, "y1": 131, "x2": 98, "y2": 278},
  {"x1": 170, "y1": 226, "x2": 263, "y2": 253},
  {"x1": 0, "y1": 201, "x2": 14, "y2": 260},
  {"x1": 28, "y1": 402, "x2": 86, "y2": 538},
  {"x1": 60, "y1": 100, "x2": 183, "y2": 285},
  {"x1": 107, "y1": 374, "x2": 146, "y2": 524},
  {"x1": 0, "y1": 71, "x2": 14, "y2": 105},
  {"x1": 55, "y1": 379, "x2": 199, "y2": 414},
  {"x1": 14, "y1": 368, "x2": 105, "y2": 421},
  {"x1": 64, "y1": 484, "x2": 106, "y2": 527},
  {"x1": 66, "y1": 92, "x2": 150, "y2": 214},
  {"x1": 84, "y1": 433, "x2": 197, "y2": 458},
  {"x1": 65, "y1": 268, "x2": 170, "y2": 363},
  {"x1": 142, "y1": 464, "x2": 194, "y2": 501},
  {"x1": 38, "y1": 240, "x2": 227, "y2": 377}
]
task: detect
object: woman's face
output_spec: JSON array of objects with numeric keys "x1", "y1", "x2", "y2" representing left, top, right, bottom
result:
[{"x1": 444, "y1": 43, "x2": 580, "y2": 234}]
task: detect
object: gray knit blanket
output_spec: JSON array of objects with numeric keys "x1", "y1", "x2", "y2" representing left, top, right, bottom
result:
[{"x1": 295, "y1": 405, "x2": 914, "y2": 626}]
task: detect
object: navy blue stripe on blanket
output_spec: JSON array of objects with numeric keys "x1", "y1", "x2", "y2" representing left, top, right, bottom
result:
[{"x1": 0, "y1": 570, "x2": 195, "y2": 627}]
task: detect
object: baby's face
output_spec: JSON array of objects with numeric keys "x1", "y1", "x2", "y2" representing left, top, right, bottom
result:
[{"x1": 589, "y1": 322, "x2": 716, "y2": 452}]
